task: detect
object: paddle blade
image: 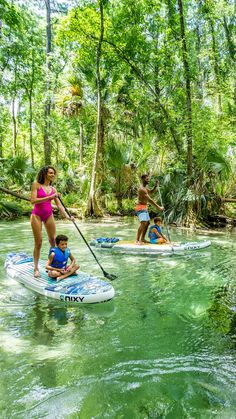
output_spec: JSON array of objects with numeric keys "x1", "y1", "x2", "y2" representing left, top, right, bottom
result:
[{"x1": 104, "y1": 271, "x2": 117, "y2": 281}]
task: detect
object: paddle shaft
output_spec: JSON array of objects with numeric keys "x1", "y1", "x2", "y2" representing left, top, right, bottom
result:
[
  {"x1": 58, "y1": 197, "x2": 116, "y2": 280},
  {"x1": 157, "y1": 185, "x2": 171, "y2": 243}
]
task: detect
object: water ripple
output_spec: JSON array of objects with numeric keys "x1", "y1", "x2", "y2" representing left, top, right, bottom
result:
[
  {"x1": 100, "y1": 354, "x2": 236, "y2": 385},
  {"x1": 14, "y1": 354, "x2": 236, "y2": 418}
]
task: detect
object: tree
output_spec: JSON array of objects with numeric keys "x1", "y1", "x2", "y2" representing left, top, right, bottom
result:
[
  {"x1": 177, "y1": 0, "x2": 193, "y2": 183},
  {"x1": 86, "y1": 0, "x2": 106, "y2": 216},
  {"x1": 43, "y1": 0, "x2": 53, "y2": 164}
]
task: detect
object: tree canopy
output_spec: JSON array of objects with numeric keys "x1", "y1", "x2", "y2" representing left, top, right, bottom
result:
[{"x1": 0, "y1": 0, "x2": 236, "y2": 224}]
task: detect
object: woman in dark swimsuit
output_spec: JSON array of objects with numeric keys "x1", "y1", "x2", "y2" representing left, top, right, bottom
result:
[{"x1": 30, "y1": 166, "x2": 69, "y2": 278}]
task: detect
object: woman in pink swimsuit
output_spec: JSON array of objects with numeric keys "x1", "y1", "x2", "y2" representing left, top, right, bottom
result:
[{"x1": 30, "y1": 166, "x2": 69, "y2": 278}]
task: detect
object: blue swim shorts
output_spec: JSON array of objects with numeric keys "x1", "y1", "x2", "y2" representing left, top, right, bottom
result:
[{"x1": 135, "y1": 210, "x2": 150, "y2": 222}]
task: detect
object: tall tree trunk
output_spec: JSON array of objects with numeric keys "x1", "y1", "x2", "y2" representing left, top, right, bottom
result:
[
  {"x1": 178, "y1": 0, "x2": 195, "y2": 226},
  {"x1": 56, "y1": 136, "x2": 59, "y2": 167},
  {"x1": 223, "y1": 15, "x2": 236, "y2": 117},
  {"x1": 86, "y1": 0, "x2": 105, "y2": 217},
  {"x1": 177, "y1": 0, "x2": 193, "y2": 183},
  {"x1": 209, "y1": 18, "x2": 222, "y2": 114},
  {"x1": 29, "y1": 93, "x2": 34, "y2": 167},
  {"x1": 12, "y1": 98, "x2": 17, "y2": 156},
  {"x1": 223, "y1": 15, "x2": 235, "y2": 61},
  {"x1": 79, "y1": 122, "x2": 83, "y2": 166},
  {"x1": 44, "y1": 0, "x2": 52, "y2": 164},
  {"x1": 153, "y1": 35, "x2": 166, "y2": 142},
  {"x1": 28, "y1": 51, "x2": 35, "y2": 167},
  {"x1": 195, "y1": 3, "x2": 204, "y2": 100}
]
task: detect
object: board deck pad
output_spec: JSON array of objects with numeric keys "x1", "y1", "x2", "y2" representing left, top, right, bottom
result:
[{"x1": 5, "y1": 253, "x2": 115, "y2": 304}]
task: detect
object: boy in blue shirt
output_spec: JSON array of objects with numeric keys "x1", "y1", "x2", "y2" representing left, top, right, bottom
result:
[
  {"x1": 46, "y1": 234, "x2": 80, "y2": 281},
  {"x1": 148, "y1": 217, "x2": 168, "y2": 244}
]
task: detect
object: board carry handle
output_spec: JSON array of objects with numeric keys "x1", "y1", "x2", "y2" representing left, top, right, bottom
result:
[{"x1": 59, "y1": 197, "x2": 117, "y2": 281}]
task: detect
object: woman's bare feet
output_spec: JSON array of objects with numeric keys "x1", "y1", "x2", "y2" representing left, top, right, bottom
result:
[
  {"x1": 135, "y1": 240, "x2": 145, "y2": 245},
  {"x1": 34, "y1": 269, "x2": 41, "y2": 278}
]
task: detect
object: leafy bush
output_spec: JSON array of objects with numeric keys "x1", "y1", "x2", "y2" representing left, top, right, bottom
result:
[
  {"x1": 1, "y1": 155, "x2": 36, "y2": 190},
  {"x1": 62, "y1": 192, "x2": 80, "y2": 208}
]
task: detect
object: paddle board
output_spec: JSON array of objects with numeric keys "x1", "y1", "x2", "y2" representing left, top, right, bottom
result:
[
  {"x1": 5, "y1": 253, "x2": 115, "y2": 304},
  {"x1": 90, "y1": 239, "x2": 211, "y2": 254}
]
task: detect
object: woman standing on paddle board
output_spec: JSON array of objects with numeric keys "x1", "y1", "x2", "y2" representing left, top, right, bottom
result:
[{"x1": 30, "y1": 166, "x2": 69, "y2": 278}]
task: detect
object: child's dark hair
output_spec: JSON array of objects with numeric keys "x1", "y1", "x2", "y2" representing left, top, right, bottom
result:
[
  {"x1": 141, "y1": 173, "x2": 149, "y2": 181},
  {"x1": 154, "y1": 217, "x2": 162, "y2": 223},
  {"x1": 37, "y1": 165, "x2": 56, "y2": 184},
  {"x1": 56, "y1": 234, "x2": 68, "y2": 245}
]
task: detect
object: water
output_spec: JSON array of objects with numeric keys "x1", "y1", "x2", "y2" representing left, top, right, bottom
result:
[{"x1": 0, "y1": 218, "x2": 236, "y2": 418}]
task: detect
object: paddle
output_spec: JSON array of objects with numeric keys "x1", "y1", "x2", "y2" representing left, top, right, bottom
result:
[
  {"x1": 58, "y1": 197, "x2": 117, "y2": 281},
  {"x1": 157, "y1": 184, "x2": 172, "y2": 243}
]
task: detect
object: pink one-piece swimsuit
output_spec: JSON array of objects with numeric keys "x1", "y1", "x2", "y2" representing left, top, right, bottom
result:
[{"x1": 31, "y1": 186, "x2": 54, "y2": 222}]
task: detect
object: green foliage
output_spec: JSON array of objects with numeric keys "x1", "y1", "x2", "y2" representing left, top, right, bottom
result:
[
  {"x1": 204, "y1": 149, "x2": 231, "y2": 178},
  {"x1": 0, "y1": 0, "x2": 23, "y2": 31},
  {"x1": 0, "y1": 0, "x2": 235, "y2": 223},
  {"x1": 61, "y1": 191, "x2": 79, "y2": 207},
  {"x1": 105, "y1": 196, "x2": 135, "y2": 215},
  {"x1": 1, "y1": 155, "x2": 36, "y2": 188},
  {"x1": 158, "y1": 169, "x2": 188, "y2": 224},
  {"x1": 106, "y1": 140, "x2": 128, "y2": 170}
]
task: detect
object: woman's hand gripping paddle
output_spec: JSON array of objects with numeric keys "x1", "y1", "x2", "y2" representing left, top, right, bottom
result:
[{"x1": 59, "y1": 197, "x2": 117, "y2": 281}]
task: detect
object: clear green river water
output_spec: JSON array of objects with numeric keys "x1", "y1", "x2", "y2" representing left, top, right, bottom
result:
[{"x1": 0, "y1": 217, "x2": 236, "y2": 418}]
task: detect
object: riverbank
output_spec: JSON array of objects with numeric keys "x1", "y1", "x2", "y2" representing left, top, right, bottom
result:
[{"x1": 1, "y1": 192, "x2": 236, "y2": 230}]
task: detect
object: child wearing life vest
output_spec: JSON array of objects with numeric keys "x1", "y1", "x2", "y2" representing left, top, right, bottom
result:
[
  {"x1": 46, "y1": 234, "x2": 80, "y2": 281},
  {"x1": 148, "y1": 217, "x2": 168, "y2": 244}
]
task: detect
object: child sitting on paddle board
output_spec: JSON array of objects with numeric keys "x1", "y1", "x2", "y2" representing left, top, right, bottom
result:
[
  {"x1": 148, "y1": 217, "x2": 168, "y2": 244},
  {"x1": 46, "y1": 234, "x2": 80, "y2": 281}
]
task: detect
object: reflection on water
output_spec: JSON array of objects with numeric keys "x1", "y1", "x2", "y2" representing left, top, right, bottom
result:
[{"x1": 0, "y1": 218, "x2": 236, "y2": 418}]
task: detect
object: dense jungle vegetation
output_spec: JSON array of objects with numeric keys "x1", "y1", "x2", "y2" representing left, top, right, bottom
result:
[{"x1": 0, "y1": 0, "x2": 236, "y2": 225}]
